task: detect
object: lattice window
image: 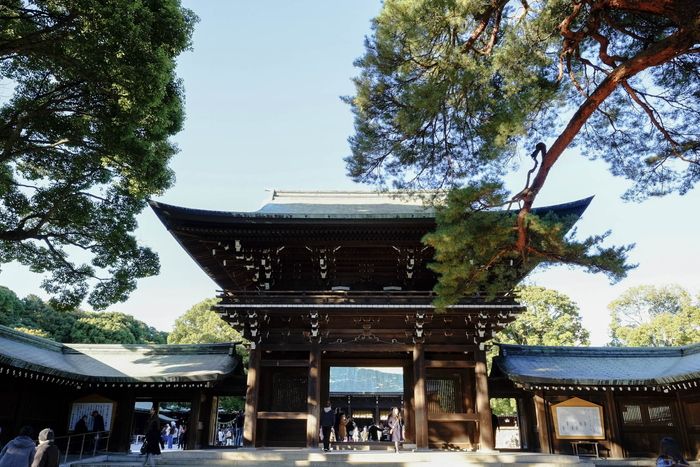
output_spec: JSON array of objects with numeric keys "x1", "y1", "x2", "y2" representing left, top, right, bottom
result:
[
  {"x1": 647, "y1": 404, "x2": 673, "y2": 426},
  {"x1": 620, "y1": 402, "x2": 675, "y2": 427},
  {"x1": 621, "y1": 404, "x2": 643, "y2": 425},
  {"x1": 270, "y1": 373, "x2": 307, "y2": 412},
  {"x1": 426, "y1": 377, "x2": 461, "y2": 414}
]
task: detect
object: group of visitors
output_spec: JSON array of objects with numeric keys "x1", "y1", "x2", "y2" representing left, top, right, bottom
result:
[
  {"x1": 319, "y1": 401, "x2": 404, "y2": 453},
  {"x1": 216, "y1": 410, "x2": 245, "y2": 448},
  {"x1": 160, "y1": 421, "x2": 186, "y2": 450},
  {"x1": 0, "y1": 427, "x2": 59, "y2": 467}
]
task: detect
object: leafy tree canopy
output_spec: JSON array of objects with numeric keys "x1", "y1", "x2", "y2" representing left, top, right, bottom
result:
[
  {"x1": 490, "y1": 285, "x2": 589, "y2": 415},
  {"x1": 0, "y1": 285, "x2": 167, "y2": 343},
  {"x1": 609, "y1": 284, "x2": 700, "y2": 346},
  {"x1": 168, "y1": 298, "x2": 249, "y2": 363},
  {"x1": 0, "y1": 0, "x2": 196, "y2": 309},
  {"x1": 496, "y1": 285, "x2": 590, "y2": 346},
  {"x1": 346, "y1": 0, "x2": 699, "y2": 304}
]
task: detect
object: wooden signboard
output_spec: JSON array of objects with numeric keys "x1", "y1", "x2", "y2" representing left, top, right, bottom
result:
[
  {"x1": 551, "y1": 397, "x2": 604, "y2": 439},
  {"x1": 68, "y1": 395, "x2": 116, "y2": 432}
]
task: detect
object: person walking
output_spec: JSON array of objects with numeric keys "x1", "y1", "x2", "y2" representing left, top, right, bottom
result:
[
  {"x1": 234, "y1": 411, "x2": 244, "y2": 447},
  {"x1": 320, "y1": 401, "x2": 335, "y2": 452},
  {"x1": 31, "y1": 428, "x2": 59, "y2": 467},
  {"x1": 165, "y1": 423, "x2": 173, "y2": 450},
  {"x1": 178, "y1": 425, "x2": 187, "y2": 450},
  {"x1": 142, "y1": 407, "x2": 161, "y2": 467},
  {"x1": 387, "y1": 407, "x2": 403, "y2": 453},
  {"x1": 0, "y1": 426, "x2": 35, "y2": 467}
]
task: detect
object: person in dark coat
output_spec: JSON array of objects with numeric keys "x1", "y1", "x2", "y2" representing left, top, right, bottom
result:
[
  {"x1": 73, "y1": 416, "x2": 88, "y2": 435},
  {"x1": 368, "y1": 421, "x2": 379, "y2": 442},
  {"x1": 0, "y1": 425, "x2": 35, "y2": 467},
  {"x1": 90, "y1": 411, "x2": 105, "y2": 433},
  {"x1": 142, "y1": 407, "x2": 161, "y2": 467},
  {"x1": 387, "y1": 407, "x2": 403, "y2": 453},
  {"x1": 32, "y1": 428, "x2": 59, "y2": 467},
  {"x1": 320, "y1": 400, "x2": 335, "y2": 452}
]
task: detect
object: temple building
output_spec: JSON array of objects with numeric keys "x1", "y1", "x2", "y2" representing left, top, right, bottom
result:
[
  {"x1": 150, "y1": 190, "x2": 591, "y2": 449},
  {"x1": 491, "y1": 343, "x2": 700, "y2": 459},
  {"x1": 1, "y1": 190, "x2": 697, "y2": 459},
  {"x1": 0, "y1": 324, "x2": 245, "y2": 452}
]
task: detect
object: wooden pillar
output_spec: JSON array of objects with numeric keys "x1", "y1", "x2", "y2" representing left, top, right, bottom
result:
[
  {"x1": 243, "y1": 346, "x2": 261, "y2": 447},
  {"x1": 475, "y1": 350, "x2": 494, "y2": 451},
  {"x1": 413, "y1": 343, "x2": 428, "y2": 449},
  {"x1": 675, "y1": 392, "x2": 691, "y2": 460},
  {"x1": 208, "y1": 396, "x2": 219, "y2": 447},
  {"x1": 199, "y1": 393, "x2": 215, "y2": 448},
  {"x1": 114, "y1": 393, "x2": 136, "y2": 452},
  {"x1": 188, "y1": 390, "x2": 203, "y2": 449},
  {"x1": 516, "y1": 397, "x2": 531, "y2": 451},
  {"x1": 306, "y1": 343, "x2": 321, "y2": 448},
  {"x1": 402, "y1": 362, "x2": 414, "y2": 444},
  {"x1": 604, "y1": 392, "x2": 624, "y2": 458},
  {"x1": 533, "y1": 391, "x2": 551, "y2": 453}
]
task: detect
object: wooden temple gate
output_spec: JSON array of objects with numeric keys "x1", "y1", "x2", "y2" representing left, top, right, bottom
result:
[{"x1": 151, "y1": 191, "x2": 591, "y2": 449}]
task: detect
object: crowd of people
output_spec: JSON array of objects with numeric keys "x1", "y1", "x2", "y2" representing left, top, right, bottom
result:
[
  {"x1": 320, "y1": 402, "x2": 404, "y2": 453},
  {"x1": 216, "y1": 410, "x2": 245, "y2": 447}
]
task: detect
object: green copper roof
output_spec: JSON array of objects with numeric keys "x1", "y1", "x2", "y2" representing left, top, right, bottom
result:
[
  {"x1": 492, "y1": 343, "x2": 700, "y2": 387},
  {"x1": 0, "y1": 325, "x2": 241, "y2": 383}
]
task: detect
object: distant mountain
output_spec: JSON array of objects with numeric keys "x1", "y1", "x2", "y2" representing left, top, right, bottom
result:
[{"x1": 329, "y1": 367, "x2": 403, "y2": 393}]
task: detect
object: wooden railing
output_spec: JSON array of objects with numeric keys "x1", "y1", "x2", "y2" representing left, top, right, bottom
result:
[{"x1": 53, "y1": 430, "x2": 111, "y2": 464}]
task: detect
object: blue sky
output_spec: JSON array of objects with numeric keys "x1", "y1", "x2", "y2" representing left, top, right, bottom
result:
[{"x1": 2, "y1": 0, "x2": 698, "y2": 345}]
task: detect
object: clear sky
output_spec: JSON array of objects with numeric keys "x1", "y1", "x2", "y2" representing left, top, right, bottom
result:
[{"x1": 2, "y1": 1, "x2": 698, "y2": 345}]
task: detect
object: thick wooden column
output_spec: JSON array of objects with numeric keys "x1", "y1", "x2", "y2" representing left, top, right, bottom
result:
[
  {"x1": 516, "y1": 397, "x2": 532, "y2": 450},
  {"x1": 306, "y1": 343, "x2": 321, "y2": 448},
  {"x1": 475, "y1": 350, "x2": 494, "y2": 451},
  {"x1": 604, "y1": 392, "x2": 624, "y2": 458},
  {"x1": 243, "y1": 346, "x2": 261, "y2": 447},
  {"x1": 533, "y1": 391, "x2": 551, "y2": 453},
  {"x1": 675, "y1": 393, "x2": 691, "y2": 460},
  {"x1": 113, "y1": 393, "x2": 136, "y2": 452},
  {"x1": 413, "y1": 344, "x2": 428, "y2": 449},
  {"x1": 188, "y1": 390, "x2": 203, "y2": 449}
]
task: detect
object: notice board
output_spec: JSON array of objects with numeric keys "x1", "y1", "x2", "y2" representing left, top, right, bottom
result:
[
  {"x1": 551, "y1": 397, "x2": 605, "y2": 439},
  {"x1": 68, "y1": 395, "x2": 116, "y2": 432}
]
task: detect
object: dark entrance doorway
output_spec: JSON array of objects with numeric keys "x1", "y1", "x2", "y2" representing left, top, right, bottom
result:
[{"x1": 329, "y1": 366, "x2": 404, "y2": 443}]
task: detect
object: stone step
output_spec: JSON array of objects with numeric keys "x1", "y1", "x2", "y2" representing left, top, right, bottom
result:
[{"x1": 66, "y1": 450, "x2": 595, "y2": 467}]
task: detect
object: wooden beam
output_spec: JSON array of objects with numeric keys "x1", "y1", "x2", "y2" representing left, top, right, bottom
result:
[
  {"x1": 306, "y1": 343, "x2": 321, "y2": 448},
  {"x1": 257, "y1": 411, "x2": 307, "y2": 420},
  {"x1": 413, "y1": 344, "x2": 428, "y2": 449},
  {"x1": 425, "y1": 360, "x2": 476, "y2": 368},
  {"x1": 260, "y1": 359, "x2": 309, "y2": 367},
  {"x1": 533, "y1": 391, "x2": 551, "y2": 454},
  {"x1": 428, "y1": 413, "x2": 479, "y2": 422},
  {"x1": 243, "y1": 347, "x2": 260, "y2": 447},
  {"x1": 475, "y1": 350, "x2": 494, "y2": 451}
]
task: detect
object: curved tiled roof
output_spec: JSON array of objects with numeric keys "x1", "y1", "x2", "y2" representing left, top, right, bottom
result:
[
  {"x1": 150, "y1": 192, "x2": 593, "y2": 221},
  {"x1": 0, "y1": 325, "x2": 241, "y2": 384},
  {"x1": 492, "y1": 343, "x2": 700, "y2": 387}
]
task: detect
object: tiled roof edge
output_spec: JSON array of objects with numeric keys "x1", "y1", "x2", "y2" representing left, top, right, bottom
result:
[
  {"x1": 496, "y1": 343, "x2": 700, "y2": 358},
  {"x1": 0, "y1": 324, "x2": 65, "y2": 352}
]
